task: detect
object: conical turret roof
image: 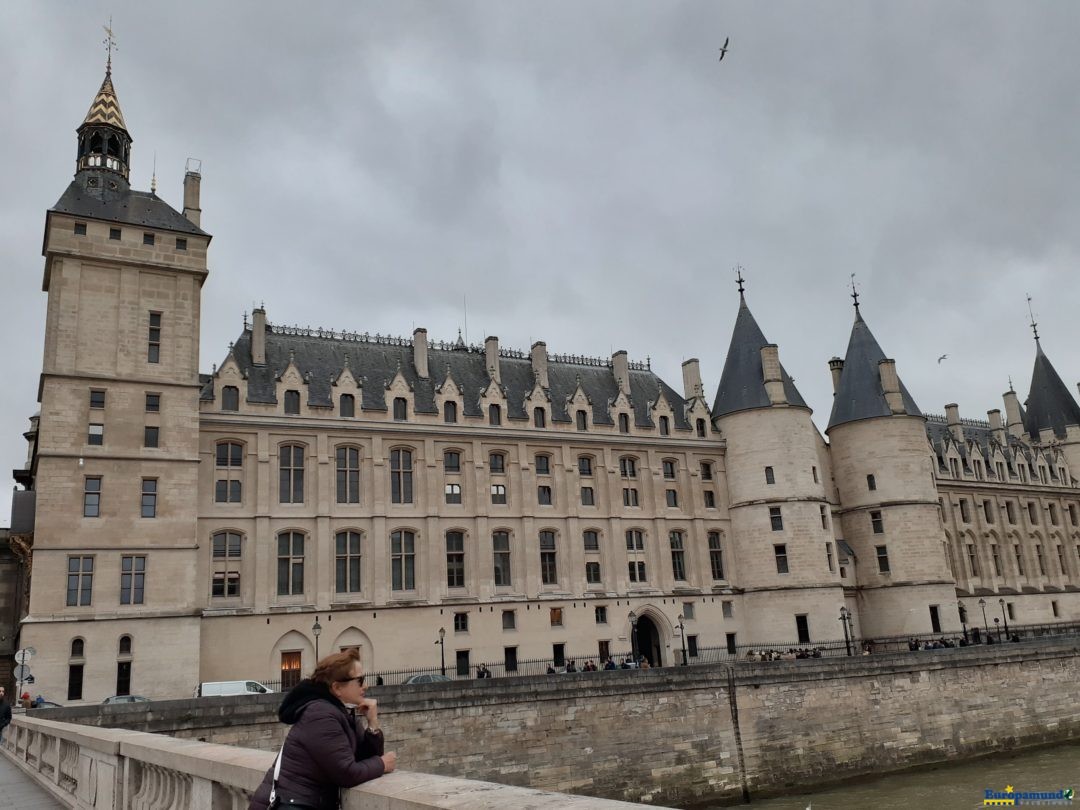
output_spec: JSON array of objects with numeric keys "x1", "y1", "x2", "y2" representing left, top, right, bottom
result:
[
  {"x1": 712, "y1": 294, "x2": 807, "y2": 417},
  {"x1": 81, "y1": 69, "x2": 128, "y2": 132},
  {"x1": 827, "y1": 310, "x2": 921, "y2": 431},
  {"x1": 1023, "y1": 341, "x2": 1080, "y2": 439}
]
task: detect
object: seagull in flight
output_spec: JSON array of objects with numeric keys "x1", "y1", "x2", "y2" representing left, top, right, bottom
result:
[
  {"x1": 937, "y1": 354, "x2": 948, "y2": 364},
  {"x1": 718, "y1": 37, "x2": 731, "y2": 61}
]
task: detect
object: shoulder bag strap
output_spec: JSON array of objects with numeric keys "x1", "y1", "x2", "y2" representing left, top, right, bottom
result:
[{"x1": 268, "y1": 734, "x2": 287, "y2": 806}]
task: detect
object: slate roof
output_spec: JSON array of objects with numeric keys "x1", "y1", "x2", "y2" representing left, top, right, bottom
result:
[
  {"x1": 1023, "y1": 341, "x2": 1080, "y2": 440},
  {"x1": 51, "y1": 170, "x2": 208, "y2": 236},
  {"x1": 712, "y1": 295, "x2": 807, "y2": 417},
  {"x1": 208, "y1": 327, "x2": 690, "y2": 430},
  {"x1": 827, "y1": 310, "x2": 921, "y2": 431},
  {"x1": 81, "y1": 70, "x2": 127, "y2": 132}
]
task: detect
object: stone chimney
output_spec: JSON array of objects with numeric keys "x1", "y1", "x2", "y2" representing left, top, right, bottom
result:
[
  {"x1": 612, "y1": 351, "x2": 630, "y2": 396},
  {"x1": 531, "y1": 341, "x2": 549, "y2": 389},
  {"x1": 251, "y1": 306, "x2": 267, "y2": 366},
  {"x1": 1003, "y1": 389, "x2": 1025, "y2": 439},
  {"x1": 828, "y1": 357, "x2": 844, "y2": 394},
  {"x1": 945, "y1": 403, "x2": 963, "y2": 443},
  {"x1": 412, "y1": 328, "x2": 429, "y2": 379},
  {"x1": 760, "y1": 345, "x2": 787, "y2": 405},
  {"x1": 681, "y1": 358, "x2": 704, "y2": 400},
  {"x1": 988, "y1": 409, "x2": 1006, "y2": 445},
  {"x1": 878, "y1": 359, "x2": 905, "y2": 414},
  {"x1": 183, "y1": 161, "x2": 202, "y2": 227},
  {"x1": 485, "y1": 336, "x2": 501, "y2": 384}
]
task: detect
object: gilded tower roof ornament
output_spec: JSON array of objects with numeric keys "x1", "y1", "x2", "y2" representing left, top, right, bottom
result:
[{"x1": 83, "y1": 20, "x2": 128, "y2": 132}]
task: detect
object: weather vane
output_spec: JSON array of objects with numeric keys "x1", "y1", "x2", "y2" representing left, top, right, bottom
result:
[
  {"x1": 102, "y1": 17, "x2": 117, "y2": 73},
  {"x1": 734, "y1": 265, "x2": 746, "y2": 295},
  {"x1": 849, "y1": 273, "x2": 861, "y2": 312},
  {"x1": 1026, "y1": 294, "x2": 1039, "y2": 342}
]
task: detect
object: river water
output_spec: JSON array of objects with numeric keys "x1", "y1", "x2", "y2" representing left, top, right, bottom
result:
[{"x1": 732, "y1": 741, "x2": 1078, "y2": 810}]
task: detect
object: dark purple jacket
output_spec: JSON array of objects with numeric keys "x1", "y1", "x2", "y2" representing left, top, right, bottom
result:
[{"x1": 249, "y1": 680, "x2": 385, "y2": 810}]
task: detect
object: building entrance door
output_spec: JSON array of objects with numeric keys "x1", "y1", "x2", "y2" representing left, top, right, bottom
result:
[
  {"x1": 636, "y1": 615, "x2": 663, "y2": 667},
  {"x1": 280, "y1": 651, "x2": 302, "y2": 690}
]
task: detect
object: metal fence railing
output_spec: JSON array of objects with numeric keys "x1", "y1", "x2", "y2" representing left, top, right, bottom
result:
[{"x1": 251, "y1": 619, "x2": 1080, "y2": 692}]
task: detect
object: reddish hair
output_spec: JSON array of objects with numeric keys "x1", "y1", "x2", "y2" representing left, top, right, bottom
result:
[{"x1": 311, "y1": 648, "x2": 360, "y2": 686}]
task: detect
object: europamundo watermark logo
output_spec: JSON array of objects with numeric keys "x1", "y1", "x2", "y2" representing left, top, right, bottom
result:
[{"x1": 983, "y1": 785, "x2": 1074, "y2": 806}]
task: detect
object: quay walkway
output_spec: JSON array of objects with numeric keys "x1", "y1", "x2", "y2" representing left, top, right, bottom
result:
[{"x1": 0, "y1": 747, "x2": 65, "y2": 809}]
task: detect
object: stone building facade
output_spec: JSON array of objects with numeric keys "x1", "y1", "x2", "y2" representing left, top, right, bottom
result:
[{"x1": 10, "y1": 62, "x2": 1080, "y2": 702}]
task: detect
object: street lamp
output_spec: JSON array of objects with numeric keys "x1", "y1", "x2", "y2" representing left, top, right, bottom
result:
[
  {"x1": 312, "y1": 618, "x2": 322, "y2": 661},
  {"x1": 676, "y1": 614, "x2": 688, "y2": 666},
  {"x1": 978, "y1": 598, "x2": 989, "y2": 642},
  {"x1": 840, "y1": 607, "x2": 852, "y2": 656},
  {"x1": 628, "y1": 611, "x2": 639, "y2": 663},
  {"x1": 436, "y1": 627, "x2": 446, "y2": 676},
  {"x1": 958, "y1": 602, "x2": 969, "y2": 644},
  {"x1": 998, "y1": 598, "x2": 1010, "y2": 639}
]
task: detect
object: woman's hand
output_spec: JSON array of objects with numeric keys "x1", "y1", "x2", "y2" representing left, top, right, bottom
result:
[
  {"x1": 381, "y1": 751, "x2": 397, "y2": 773},
  {"x1": 358, "y1": 698, "x2": 379, "y2": 730}
]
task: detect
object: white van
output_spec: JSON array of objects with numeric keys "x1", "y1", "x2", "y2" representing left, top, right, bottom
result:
[{"x1": 196, "y1": 680, "x2": 275, "y2": 698}]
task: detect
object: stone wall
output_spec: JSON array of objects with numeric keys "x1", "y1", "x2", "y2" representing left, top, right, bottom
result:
[{"x1": 38, "y1": 640, "x2": 1080, "y2": 807}]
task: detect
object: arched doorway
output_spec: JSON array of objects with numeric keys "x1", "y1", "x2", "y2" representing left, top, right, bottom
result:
[{"x1": 635, "y1": 615, "x2": 663, "y2": 667}]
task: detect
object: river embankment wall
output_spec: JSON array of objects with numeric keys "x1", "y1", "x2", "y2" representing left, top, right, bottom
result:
[{"x1": 40, "y1": 639, "x2": 1080, "y2": 806}]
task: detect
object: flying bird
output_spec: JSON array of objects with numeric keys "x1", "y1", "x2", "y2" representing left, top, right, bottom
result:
[
  {"x1": 718, "y1": 37, "x2": 730, "y2": 61},
  {"x1": 937, "y1": 354, "x2": 948, "y2": 364}
]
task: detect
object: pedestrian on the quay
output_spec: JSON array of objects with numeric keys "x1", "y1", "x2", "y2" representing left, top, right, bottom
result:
[
  {"x1": 0, "y1": 687, "x2": 11, "y2": 744},
  {"x1": 249, "y1": 648, "x2": 396, "y2": 810}
]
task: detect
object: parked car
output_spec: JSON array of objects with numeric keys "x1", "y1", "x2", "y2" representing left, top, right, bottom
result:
[
  {"x1": 402, "y1": 673, "x2": 453, "y2": 685},
  {"x1": 102, "y1": 695, "x2": 151, "y2": 705},
  {"x1": 196, "y1": 680, "x2": 275, "y2": 697}
]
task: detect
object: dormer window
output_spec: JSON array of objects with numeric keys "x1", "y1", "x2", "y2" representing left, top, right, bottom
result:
[
  {"x1": 444, "y1": 401, "x2": 458, "y2": 423},
  {"x1": 284, "y1": 390, "x2": 301, "y2": 415},
  {"x1": 659, "y1": 416, "x2": 670, "y2": 436},
  {"x1": 393, "y1": 397, "x2": 407, "y2": 421},
  {"x1": 576, "y1": 410, "x2": 588, "y2": 431},
  {"x1": 618, "y1": 413, "x2": 630, "y2": 434},
  {"x1": 488, "y1": 404, "x2": 501, "y2": 425}
]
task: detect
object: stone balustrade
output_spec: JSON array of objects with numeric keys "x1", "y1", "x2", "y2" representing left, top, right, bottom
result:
[{"x1": 0, "y1": 714, "x2": 662, "y2": 810}]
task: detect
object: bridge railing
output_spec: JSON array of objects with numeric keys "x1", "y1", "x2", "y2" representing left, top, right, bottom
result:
[{"x1": 0, "y1": 713, "x2": 657, "y2": 810}]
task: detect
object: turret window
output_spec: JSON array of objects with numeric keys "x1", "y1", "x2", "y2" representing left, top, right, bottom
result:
[
  {"x1": 145, "y1": 393, "x2": 160, "y2": 412},
  {"x1": 870, "y1": 511, "x2": 884, "y2": 534},
  {"x1": 769, "y1": 506, "x2": 783, "y2": 531},
  {"x1": 143, "y1": 232, "x2": 155, "y2": 246},
  {"x1": 866, "y1": 474, "x2": 876, "y2": 491},
  {"x1": 66, "y1": 556, "x2": 95, "y2": 606},
  {"x1": 110, "y1": 227, "x2": 121, "y2": 240},
  {"x1": 176, "y1": 237, "x2": 187, "y2": 251},
  {"x1": 74, "y1": 222, "x2": 87, "y2": 235},
  {"x1": 773, "y1": 544, "x2": 789, "y2": 574},
  {"x1": 140, "y1": 479, "x2": 157, "y2": 518},
  {"x1": 820, "y1": 505, "x2": 829, "y2": 529},
  {"x1": 147, "y1": 313, "x2": 162, "y2": 363},
  {"x1": 875, "y1": 545, "x2": 891, "y2": 573},
  {"x1": 765, "y1": 466, "x2": 775, "y2": 485}
]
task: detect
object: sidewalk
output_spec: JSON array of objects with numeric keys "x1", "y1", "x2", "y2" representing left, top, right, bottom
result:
[{"x1": 0, "y1": 747, "x2": 67, "y2": 809}]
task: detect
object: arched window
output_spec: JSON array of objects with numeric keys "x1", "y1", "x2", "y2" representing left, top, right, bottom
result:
[
  {"x1": 446, "y1": 530, "x2": 465, "y2": 588},
  {"x1": 68, "y1": 639, "x2": 85, "y2": 702},
  {"x1": 393, "y1": 397, "x2": 408, "y2": 421},
  {"x1": 339, "y1": 393, "x2": 355, "y2": 418},
  {"x1": 659, "y1": 416, "x2": 670, "y2": 436},
  {"x1": 539, "y1": 530, "x2": 558, "y2": 585},
  {"x1": 390, "y1": 529, "x2": 416, "y2": 591},
  {"x1": 221, "y1": 386, "x2": 240, "y2": 411},
  {"x1": 284, "y1": 390, "x2": 301, "y2": 415},
  {"x1": 279, "y1": 444, "x2": 305, "y2": 503},
  {"x1": 71, "y1": 638, "x2": 85, "y2": 658},
  {"x1": 489, "y1": 404, "x2": 502, "y2": 425},
  {"x1": 390, "y1": 448, "x2": 414, "y2": 504},
  {"x1": 576, "y1": 410, "x2": 588, "y2": 431},
  {"x1": 444, "y1": 401, "x2": 458, "y2": 423},
  {"x1": 336, "y1": 446, "x2": 361, "y2": 504},
  {"x1": 489, "y1": 452, "x2": 506, "y2": 473},
  {"x1": 534, "y1": 407, "x2": 546, "y2": 428},
  {"x1": 618, "y1": 413, "x2": 630, "y2": 434},
  {"x1": 118, "y1": 635, "x2": 132, "y2": 656},
  {"x1": 619, "y1": 456, "x2": 638, "y2": 479},
  {"x1": 696, "y1": 418, "x2": 707, "y2": 438},
  {"x1": 335, "y1": 530, "x2": 362, "y2": 594}
]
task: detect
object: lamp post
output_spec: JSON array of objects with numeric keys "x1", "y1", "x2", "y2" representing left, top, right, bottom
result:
[
  {"x1": 628, "y1": 611, "x2": 639, "y2": 663},
  {"x1": 958, "y1": 602, "x2": 969, "y2": 644},
  {"x1": 676, "y1": 614, "x2": 688, "y2": 666},
  {"x1": 978, "y1": 598, "x2": 989, "y2": 642},
  {"x1": 998, "y1": 598, "x2": 1010, "y2": 639},
  {"x1": 312, "y1": 618, "x2": 322, "y2": 661},
  {"x1": 437, "y1": 627, "x2": 446, "y2": 676},
  {"x1": 840, "y1": 607, "x2": 852, "y2": 656}
]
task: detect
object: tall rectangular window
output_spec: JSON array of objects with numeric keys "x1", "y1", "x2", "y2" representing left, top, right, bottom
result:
[
  {"x1": 116, "y1": 661, "x2": 132, "y2": 697},
  {"x1": 335, "y1": 531, "x2": 362, "y2": 594},
  {"x1": 90, "y1": 389, "x2": 106, "y2": 409},
  {"x1": 444, "y1": 450, "x2": 461, "y2": 471},
  {"x1": 66, "y1": 556, "x2": 94, "y2": 606},
  {"x1": 211, "y1": 531, "x2": 242, "y2": 598},
  {"x1": 391, "y1": 530, "x2": 416, "y2": 591},
  {"x1": 769, "y1": 506, "x2": 783, "y2": 531},
  {"x1": 140, "y1": 479, "x2": 157, "y2": 518},
  {"x1": 870, "y1": 510, "x2": 884, "y2": 534},
  {"x1": 773, "y1": 544, "x2": 789, "y2": 574},
  {"x1": 216, "y1": 441, "x2": 243, "y2": 503},
  {"x1": 876, "y1": 545, "x2": 890, "y2": 573},
  {"x1": 1015, "y1": 544, "x2": 1025, "y2": 576},
  {"x1": 221, "y1": 386, "x2": 242, "y2": 411},
  {"x1": 88, "y1": 423, "x2": 104, "y2": 445},
  {"x1": 586, "y1": 561, "x2": 601, "y2": 584},
  {"x1": 120, "y1": 555, "x2": 146, "y2": 605},
  {"x1": 701, "y1": 462, "x2": 713, "y2": 481},
  {"x1": 284, "y1": 390, "x2": 301, "y2": 414},
  {"x1": 866, "y1": 474, "x2": 876, "y2": 491},
  {"x1": 665, "y1": 489, "x2": 679, "y2": 508},
  {"x1": 1036, "y1": 545, "x2": 1046, "y2": 576},
  {"x1": 539, "y1": 531, "x2": 558, "y2": 585},
  {"x1": 595, "y1": 605, "x2": 608, "y2": 624},
  {"x1": 984, "y1": 500, "x2": 995, "y2": 524},
  {"x1": 68, "y1": 664, "x2": 84, "y2": 702},
  {"x1": 504, "y1": 646, "x2": 518, "y2": 673},
  {"x1": 538, "y1": 485, "x2": 553, "y2": 505},
  {"x1": 583, "y1": 530, "x2": 600, "y2": 551},
  {"x1": 277, "y1": 532, "x2": 305, "y2": 595},
  {"x1": 708, "y1": 531, "x2": 725, "y2": 580},
  {"x1": 489, "y1": 404, "x2": 501, "y2": 425},
  {"x1": 534, "y1": 407, "x2": 546, "y2": 428},
  {"x1": 143, "y1": 426, "x2": 160, "y2": 448},
  {"x1": 445, "y1": 483, "x2": 462, "y2": 504},
  {"x1": 147, "y1": 312, "x2": 162, "y2": 363},
  {"x1": 491, "y1": 484, "x2": 507, "y2": 504},
  {"x1": 820, "y1": 505, "x2": 829, "y2": 529},
  {"x1": 145, "y1": 393, "x2": 160, "y2": 412},
  {"x1": 704, "y1": 490, "x2": 716, "y2": 509},
  {"x1": 765, "y1": 466, "x2": 775, "y2": 485},
  {"x1": 443, "y1": 401, "x2": 458, "y2": 423},
  {"x1": 281, "y1": 651, "x2": 302, "y2": 691},
  {"x1": 826, "y1": 542, "x2": 835, "y2": 573},
  {"x1": 992, "y1": 544, "x2": 1003, "y2": 577},
  {"x1": 83, "y1": 477, "x2": 102, "y2": 517},
  {"x1": 1028, "y1": 502, "x2": 1039, "y2": 524},
  {"x1": 446, "y1": 531, "x2": 465, "y2": 588},
  {"x1": 493, "y1": 531, "x2": 511, "y2": 586},
  {"x1": 339, "y1": 393, "x2": 355, "y2": 417},
  {"x1": 959, "y1": 499, "x2": 970, "y2": 522},
  {"x1": 578, "y1": 456, "x2": 593, "y2": 476},
  {"x1": 393, "y1": 397, "x2": 408, "y2": 421},
  {"x1": 622, "y1": 488, "x2": 639, "y2": 507},
  {"x1": 581, "y1": 486, "x2": 595, "y2": 506},
  {"x1": 390, "y1": 448, "x2": 413, "y2": 504},
  {"x1": 967, "y1": 544, "x2": 979, "y2": 576},
  {"x1": 1006, "y1": 501, "x2": 1017, "y2": 524},
  {"x1": 669, "y1": 531, "x2": 687, "y2": 581},
  {"x1": 535, "y1": 454, "x2": 551, "y2": 475},
  {"x1": 336, "y1": 446, "x2": 361, "y2": 504},
  {"x1": 279, "y1": 444, "x2": 305, "y2": 503},
  {"x1": 502, "y1": 610, "x2": 516, "y2": 629}
]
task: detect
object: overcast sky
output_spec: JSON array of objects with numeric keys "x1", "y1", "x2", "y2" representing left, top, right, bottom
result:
[{"x1": 4, "y1": 2, "x2": 1080, "y2": 525}]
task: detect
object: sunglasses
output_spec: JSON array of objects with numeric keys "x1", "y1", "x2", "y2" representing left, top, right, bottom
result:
[{"x1": 337, "y1": 675, "x2": 365, "y2": 687}]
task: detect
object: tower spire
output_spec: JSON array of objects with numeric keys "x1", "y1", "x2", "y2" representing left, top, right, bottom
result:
[
  {"x1": 849, "y1": 273, "x2": 861, "y2": 316},
  {"x1": 1026, "y1": 293, "x2": 1040, "y2": 343},
  {"x1": 734, "y1": 265, "x2": 746, "y2": 303},
  {"x1": 77, "y1": 36, "x2": 132, "y2": 182}
]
